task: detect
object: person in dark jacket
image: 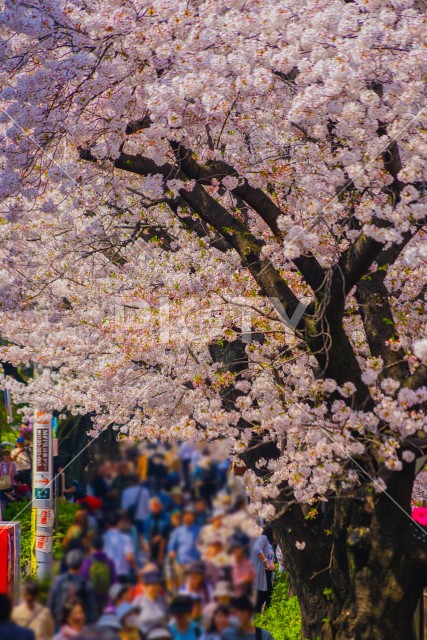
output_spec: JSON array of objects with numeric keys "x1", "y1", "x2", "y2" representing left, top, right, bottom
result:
[
  {"x1": 48, "y1": 550, "x2": 97, "y2": 625},
  {"x1": 142, "y1": 497, "x2": 171, "y2": 564},
  {"x1": 0, "y1": 593, "x2": 35, "y2": 640}
]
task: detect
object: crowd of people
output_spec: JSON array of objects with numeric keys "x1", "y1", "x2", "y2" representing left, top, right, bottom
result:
[{"x1": 1, "y1": 442, "x2": 282, "y2": 640}]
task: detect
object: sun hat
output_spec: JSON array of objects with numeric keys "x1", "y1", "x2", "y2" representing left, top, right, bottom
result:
[
  {"x1": 182, "y1": 505, "x2": 196, "y2": 515},
  {"x1": 186, "y1": 561, "x2": 205, "y2": 575},
  {"x1": 96, "y1": 613, "x2": 123, "y2": 631},
  {"x1": 116, "y1": 602, "x2": 141, "y2": 622},
  {"x1": 213, "y1": 581, "x2": 232, "y2": 598},
  {"x1": 108, "y1": 583, "x2": 130, "y2": 603}
]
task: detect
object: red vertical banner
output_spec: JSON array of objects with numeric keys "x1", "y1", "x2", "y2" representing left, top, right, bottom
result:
[
  {"x1": 0, "y1": 526, "x2": 8, "y2": 594},
  {"x1": 0, "y1": 523, "x2": 20, "y2": 600}
]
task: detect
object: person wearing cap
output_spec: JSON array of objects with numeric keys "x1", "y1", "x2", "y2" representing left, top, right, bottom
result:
[
  {"x1": 105, "y1": 583, "x2": 132, "y2": 614},
  {"x1": 179, "y1": 561, "x2": 211, "y2": 605},
  {"x1": 10, "y1": 437, "x2": 31, "y2": 485},
  {"x1": 48, "y1": 550, "x2": 97, "y2": 626},
  {"x1": 167, "y1": 506, "x2": 201, "y2": 585},
  {"x1": 169, "y1": 596, "x2": 203, "y2": 640},
  {"x1": 116, "y1": 603, "x2": 141, "y2": 640},
  {"x1": 199, "y1": 509, "x2": 229, "y2": 555},
  {"x1": 221, "y1": 597, "x2": 273, "y2": 640},
  {"x1": 95, "y1": 611, "x2": 123, "y2": 637},
  {"x1": 203, "y1": 536, "x2": 231, "y2": 589},
  {"x1": 132, "y1": 570, "x2": 168, "y2": 635}
]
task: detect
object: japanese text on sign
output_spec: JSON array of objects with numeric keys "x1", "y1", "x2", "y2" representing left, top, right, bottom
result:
[{"x1": 36, "y1": 428, "x2": 49, "y2": 473}]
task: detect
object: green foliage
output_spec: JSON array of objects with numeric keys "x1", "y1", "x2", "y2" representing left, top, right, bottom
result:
[
  {"x1": 256, "y1": 572, "x2": 302, "y2": 640},
  {"x1": 4, "y1": 500, "x2": 79, "y2": 574}
]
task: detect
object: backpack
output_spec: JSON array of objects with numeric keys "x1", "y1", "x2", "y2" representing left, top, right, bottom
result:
[
  {"x1": 89, "y1": 558, "x2": 112, "y2": 596},
  {"x1": 53, "y1": 574, "x2": 87, "y2": 622}
]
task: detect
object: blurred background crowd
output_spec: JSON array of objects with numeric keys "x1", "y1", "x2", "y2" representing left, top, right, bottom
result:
[{"x1": 0, "y1": 441, "x2": 285, "y2": 640}]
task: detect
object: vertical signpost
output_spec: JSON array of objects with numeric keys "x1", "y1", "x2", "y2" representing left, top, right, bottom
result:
[{"x1": 32, "y1": 410, "x2": 53, "y2": 578}]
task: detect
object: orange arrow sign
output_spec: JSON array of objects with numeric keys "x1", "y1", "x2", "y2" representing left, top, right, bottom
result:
[{"x1": 35, "y1": 477, "x2": 50, "y2": 485}]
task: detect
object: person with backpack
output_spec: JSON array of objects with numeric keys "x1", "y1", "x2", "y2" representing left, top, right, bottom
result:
[
  {"x1": 48, "y1": 550, "x2": 97, "y2": 626},
  {"x1": 80, "y1": 536, "x2": 117, "y2": 616}
]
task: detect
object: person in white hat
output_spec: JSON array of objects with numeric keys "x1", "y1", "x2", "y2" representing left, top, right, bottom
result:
[
  {"x1": 199, "y1": 509, "x2": 229, "y2": 556},
  {"x1": 145, "y1": 627, "x2": 173, "y2": 640},
  {"x1": 202, "y1": 582, "x2": 232, "y2": 623}
]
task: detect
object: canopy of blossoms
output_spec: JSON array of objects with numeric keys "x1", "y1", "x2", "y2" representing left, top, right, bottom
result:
[{"x1": 0, "y1": 0, "x2": 426, "y2": 516}]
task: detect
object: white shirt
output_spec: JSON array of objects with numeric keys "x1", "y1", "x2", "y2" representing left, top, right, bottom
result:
[
  {"x1": 103, "y1": 528, "x2": 134, "y2": 576},
  {"x1": 121, "y1": 484, "x2": 150, "y2": 521},
  {"x1": 11, "y1": 446, "x2": 31, "y2": 471}
]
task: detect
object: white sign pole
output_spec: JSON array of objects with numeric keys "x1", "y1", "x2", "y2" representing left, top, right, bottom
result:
[{"x1": 32, "y1": 409, "x2": 53, "y2": 578}]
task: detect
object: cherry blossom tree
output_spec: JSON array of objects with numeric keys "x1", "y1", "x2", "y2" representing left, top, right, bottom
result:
[{"x1": 0, "y1": 0, "x2": 427, "y2": 637}]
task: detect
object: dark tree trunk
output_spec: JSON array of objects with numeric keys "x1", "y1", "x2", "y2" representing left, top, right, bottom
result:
[
  {"x1": 213, "y1": 338, "x2": 426, "y2": 639},
  {"x1": 270, "y1": 467, "x2": 427, "y2": 640}
]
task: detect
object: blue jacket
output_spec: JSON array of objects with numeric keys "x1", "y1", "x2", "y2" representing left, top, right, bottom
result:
[
  {"x1": 167, "y1": 524, "x2": 200, "y2": 564},
  {"x1": 143, "y1": 513, "x2": 171, "y2": 541}
]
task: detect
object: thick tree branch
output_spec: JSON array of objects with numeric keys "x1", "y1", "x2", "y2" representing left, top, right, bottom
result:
[
  {"x1": 404, "y1": 364, "x2": 427, "y2": 391},
  {"x1": 169, "y1": 142, "x2": 326, "y2": 293},
  {"x1": 353, "y1": 231, "x2": 424, "y2": 383},
  {"x1": 81, "y1": 147, "x2": 307, "y2": 332}
]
